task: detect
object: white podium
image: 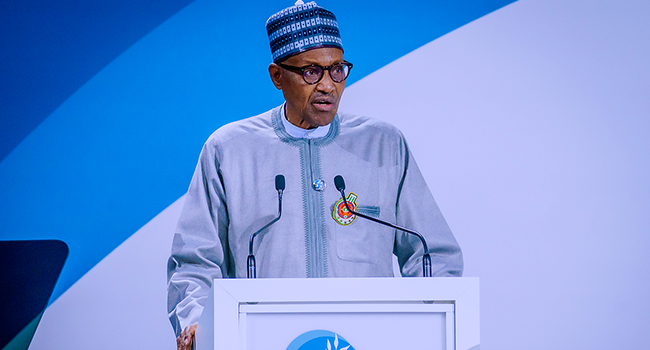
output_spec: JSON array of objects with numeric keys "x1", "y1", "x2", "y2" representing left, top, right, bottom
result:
[{"x1": 196, "y1": 277, "x2": 479, "y2": 350}]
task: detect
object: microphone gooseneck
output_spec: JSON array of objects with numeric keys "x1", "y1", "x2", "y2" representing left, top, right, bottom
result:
[
  {"x1": 247, "y1": 174, "x2": 285, "y2": 278},
  {"x1": 333, "y1": 175, "x2": 433, "y2": 277}
]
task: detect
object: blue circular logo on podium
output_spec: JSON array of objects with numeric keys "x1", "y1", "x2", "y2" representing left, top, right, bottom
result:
[{"x1": 286, "y1": 330, "x2": 355, "y2": 350}]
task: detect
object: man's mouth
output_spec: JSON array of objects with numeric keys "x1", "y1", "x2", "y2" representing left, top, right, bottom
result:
[{"x1": 312, "y1": 97, "x2": 335, "y2": 111}]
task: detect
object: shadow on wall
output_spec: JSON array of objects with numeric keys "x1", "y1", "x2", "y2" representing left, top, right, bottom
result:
[{"x1": 0, "y1": 240, "x2": 68, "y2": 350}]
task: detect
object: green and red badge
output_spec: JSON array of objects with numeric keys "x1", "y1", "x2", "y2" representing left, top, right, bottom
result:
[{"x1": 332, "y1": 193, "x2": 358, "y2": 226}]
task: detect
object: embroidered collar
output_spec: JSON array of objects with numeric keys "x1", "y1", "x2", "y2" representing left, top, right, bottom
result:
[{"x1": 272, "y1": 104, "x2": 339, "y2": 147}]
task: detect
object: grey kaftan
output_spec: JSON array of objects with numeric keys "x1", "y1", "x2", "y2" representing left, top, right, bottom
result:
[{"x1": 167, "y1": 105, "x2": 463, "y2": 335}]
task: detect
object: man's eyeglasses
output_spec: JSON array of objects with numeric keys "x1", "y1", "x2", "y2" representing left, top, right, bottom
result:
[{"x1": 277, "y1": 61, "x2": 353, "y2": 85}]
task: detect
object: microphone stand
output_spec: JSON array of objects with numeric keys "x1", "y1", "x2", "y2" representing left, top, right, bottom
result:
[
  {"x1": 334, "y1": 175, "x2": 432, "y2": 277},
  {"x1": 247, "y1": 175, "x2": 285, "y2": 278}
]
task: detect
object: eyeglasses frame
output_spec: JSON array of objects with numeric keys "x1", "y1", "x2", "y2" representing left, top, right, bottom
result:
[{"x1": 276, "y1": 61, "x2": 354, "y2": 85}]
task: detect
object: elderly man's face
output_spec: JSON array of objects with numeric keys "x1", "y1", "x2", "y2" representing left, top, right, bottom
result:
[{"x1": 269, "y1": 48, "x2": 346, "y2": 129}]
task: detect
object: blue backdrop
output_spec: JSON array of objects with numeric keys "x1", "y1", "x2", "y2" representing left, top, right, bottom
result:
[
  {"x1": 2, "y1": 0, "x2": 649, "y2": 349},
  {"x1": 0, "y1": 0, "x2": 513, "y2": 305}
]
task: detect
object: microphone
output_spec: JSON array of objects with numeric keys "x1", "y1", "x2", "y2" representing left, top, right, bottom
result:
[
  {"x1": 247, "y1": 174, "x2": 285, "y2": 278},
  {"x1": 333, "y1": 175, "x2": 433, "y2": 277}
]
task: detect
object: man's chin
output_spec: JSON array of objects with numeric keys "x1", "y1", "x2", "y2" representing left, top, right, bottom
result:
[{"x1": 309, "y1": 112, "x2": 337, "y2": 127}]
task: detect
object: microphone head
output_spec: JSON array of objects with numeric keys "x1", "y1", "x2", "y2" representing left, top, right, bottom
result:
[
  {"x1": 275, "y1": 174, "x2": 286, "y2": 191},
  {"x1": 334, "y1": 175, "x2": 346, "y2": 191}
]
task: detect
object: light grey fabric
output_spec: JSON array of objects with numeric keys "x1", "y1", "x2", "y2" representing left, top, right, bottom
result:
[{"x1": 167, "y1": 105, "x2": 463, "y2": 335}]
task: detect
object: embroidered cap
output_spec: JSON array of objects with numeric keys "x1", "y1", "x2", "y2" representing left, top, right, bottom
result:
[{"x1": 266, "y1": 0, "x2": 343, "y2": 63}]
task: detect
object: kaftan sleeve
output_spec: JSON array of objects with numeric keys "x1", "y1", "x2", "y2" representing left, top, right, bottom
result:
[
  {"x1": 393, "y1": 137, "x2": 464, "y2": 277},
  {"x1": 167, "y1": 139, "x2": 230, "y2": 337}
]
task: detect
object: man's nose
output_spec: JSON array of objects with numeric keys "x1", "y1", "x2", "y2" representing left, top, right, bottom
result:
[{"x1": 315, "y1": 71, "x2": 335, "y2": 93}]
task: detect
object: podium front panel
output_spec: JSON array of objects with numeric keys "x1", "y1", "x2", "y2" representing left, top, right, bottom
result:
[{"x1": 196, "y1": 277, "x2": 479, "y2": 350}]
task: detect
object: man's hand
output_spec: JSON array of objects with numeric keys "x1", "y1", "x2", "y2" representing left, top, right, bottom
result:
[{"x1": 177, "y1": 324, "x2": 198, "y2": 350}]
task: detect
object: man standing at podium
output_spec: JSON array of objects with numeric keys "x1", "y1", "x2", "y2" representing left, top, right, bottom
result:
[{"x1": 168, "y1": 1, "x2": 463, "y2": 349}]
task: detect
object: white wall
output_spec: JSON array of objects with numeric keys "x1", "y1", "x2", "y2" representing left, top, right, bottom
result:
[{"x1": 341, "y1": 0, "x2": 650, "y2": 348}]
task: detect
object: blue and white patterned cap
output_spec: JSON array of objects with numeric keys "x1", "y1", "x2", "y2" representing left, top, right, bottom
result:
[{"x1": 266, "y1": 0, "x2": 343, "y2": 63}]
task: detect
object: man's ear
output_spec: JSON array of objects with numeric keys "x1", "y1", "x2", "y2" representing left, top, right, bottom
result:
[{"x1": 269, "y1": 63, "x2": 283, "y2": 90}]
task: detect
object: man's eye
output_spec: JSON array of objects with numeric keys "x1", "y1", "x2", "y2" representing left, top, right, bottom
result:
[
  {"x1": 332, "y1": 65, "x2": 344, "y2": 74},
  {"x1": 304, "y1": 68, "x2": 319, "y2": 76}
]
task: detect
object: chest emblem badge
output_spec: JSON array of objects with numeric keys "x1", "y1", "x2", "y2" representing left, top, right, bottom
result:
[{"x1": 332, "y1": 192, "x2": 358, "y2": 226}]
